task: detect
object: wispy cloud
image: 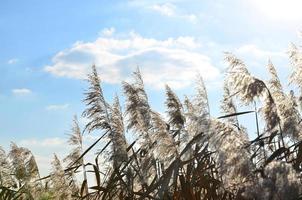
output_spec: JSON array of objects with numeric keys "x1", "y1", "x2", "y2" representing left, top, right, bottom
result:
[
  {"x1": 45, "y1": 103, "x2": 69, "y2": 111},
  {"x1": 150, "y1": 3, "x2": 175, "y2": 16},
  {"x1": 100, "y1": 27, "x2": 115, "y2": 37},
  {"x1": 149, "y1": 3, "x2": 197, "y2": 22},
  {"x1": 236, "y1": 44, "x2": 285, "y2": 59},
  {"x1": 17, "y1": 135, "x2": 100, "y2": 176},
  {"x1": 17, "y1": 137, "x2": 68, "y2": 176},
  {"x1": 45, "y1": 29, "x2": 219, "y2": 89},
  {"x1": 231, "y1": 44, "x2": 287, "y2": 72},
  {"x1": 19, "y1": 137, "x2": 66, "y2": 147},
  {"x1": 7, "y1": 58, "x2": 18, "y2": 64},
  {"x1": 12, "y1": 88, "x2": 32, "y2": 95}
]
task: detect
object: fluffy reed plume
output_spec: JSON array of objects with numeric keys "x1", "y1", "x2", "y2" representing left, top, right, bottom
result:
[
  {"x1": 165, "y1": 85, "x2": 191, "y2": 159},
  {"x1": 8, "y1": 143, "x2": 42, "y2": 198},
  {"x1": 224, "y1": 52, "x2": 266, "y2": 104},
  {"x1": 149, "y1": 111, "x2": 180, "y2": 198},
  {"x1": 9, "y1": 143, "x2": 40, "y2": 184},
  {"x1": 289, "y1": 43, "x2": 302, "y2": 111},
  {"x1": 243, "y1": 161, "x2": 301, "y2": 200},
  {"x1": 209, "y1": 119, "x2": 252, "y2": 190},
  {"x1": 179, "y1": 76, "x2": 211, "y2": 165},
  {"x1": 184, "y1": 75, "x2": 211, "y2": 140},
  {"x1": 65, "y1": 116, "x2": 84, "y2": 167},
  {"x1": 0, "y1": 147, "x2": 13, "y2": 187},
  {"x1": 266, "y1": 60, "x2": 302, "y2": 139},
  {"x1": 289, "y1": 90, "x2": 298, "y2": 108},
  {"x1": 82, "y1": 65, "x2": 111, "y2": 133},
  {"x1": 259, "y1": 60, "x2": 281, "y2": 132},
  {"x1": 165, "y1": 85, "x2": 185, "y2": 131},
  {"x1": 267, "y1": 60, "x2": 283, "y2": 94},
  {"x1": 123, "y1": 68, "x2": 155, "y2": 186},
  {"x1": 110, "y1": 95, "x2": 128, "y2": 169},
  {"x1": 150, "y1": 111, "x2": 178, "y2": 164},
  {"x1": 289, "y1": 43, "x2": 302, "y2": 90},
  {"x1": 183, "y1": 95, "x2": 195, "y2": 136},
  {"x1": 123, "y1": 68, "x2": 154, "y2": 150},
  {"x1": 83, "y1": 66, "x2": 129, "y2": 164},
  {"x1": 261, "y1": 93, "x2": 280, "y2": 132},
  {"x1": 183, "y1": 97, "x2": 197, "y2": 131},
  {"x1": 193, "y1": 75, "x2": 210, "y2": 119},
  {"x1": 64, "y1": 115, "x2": 88, "y2": 195},
  {"x1": 50, "y1": 154, "x2": 72, "y2": 200},
  {"x1": 123, "y1": 68, "x2": 151, "y2": 133},
  {"x1": 220, "y1": 80, "x2": 239, "y2": 126}
]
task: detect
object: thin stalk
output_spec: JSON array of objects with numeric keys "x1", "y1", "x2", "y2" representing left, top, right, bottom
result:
[
  {"x1": 254, "y1": 101, "x2": 267, "y2": 161},
  {"x1": 80, "y1": 136, "x2": 88, "y2": 196},
  {"x1": 254, "y1": 101, "x2": 260, "y2": 138},
  {"x1": 278, "y1": 123, "x2": 288, "y2": 162}
]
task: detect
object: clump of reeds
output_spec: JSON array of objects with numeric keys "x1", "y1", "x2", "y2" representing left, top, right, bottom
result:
[{"x1": 2, "y1": 40, "x2": 302, "y2": 200}]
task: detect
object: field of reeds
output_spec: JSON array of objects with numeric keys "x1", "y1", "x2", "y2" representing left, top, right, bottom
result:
[{"x1": 1, "y1": 43, "x2": 302, "y2": 200}]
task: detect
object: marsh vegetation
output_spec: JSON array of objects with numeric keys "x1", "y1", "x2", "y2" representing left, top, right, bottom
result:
[{"x1": 1, "y1": 44, "x2": 302, "y2": 199}]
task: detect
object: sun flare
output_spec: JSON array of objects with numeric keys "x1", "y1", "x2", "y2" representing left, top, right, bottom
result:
[{"x1": 251, "y1": 0, "x2": 302, "y2": 21}]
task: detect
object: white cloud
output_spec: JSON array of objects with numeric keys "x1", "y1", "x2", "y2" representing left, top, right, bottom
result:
[
  {"x1": 149, "y1": 3, "x2": 197, "y2": 22},
  {"x1": 12, "y1": 88, "x2": 32, "y2": 95},
  {"x1": 150, "y1": 3, "x2": 175, "y2": 16},
  {"x1": 229, "y1": 44, "x2": 289, "y2": 79},
  {"x1": 101, "y1": 27, "x2": 115, "y2": 37},
  {"x1": 45, "y1": 104, "x2": 69, "y2": 111},
  {"x1": 83, "y1": 134, "x2": 101, "y2": 142},
  {"x1": 19, "y1": 137, "x2": 66, "y2": 147},
  {"x1": 45, "y1": 30, "x2": 219, "y2": 89},
  {"x1": 18, "y1": 137, "x2": 68, "y2": 176},
  {"x1": 18, "y1": 135, "x2": 100, "y2": 149},
  {"x1": 236, "y1": 44, "x2": 285, "y2": 59},
  {"x1": 17, "y1": 135, "x2": 104, "y2": 177},
  {"x1": 7, "y1": 58, "x2": 18, "y2": 64}
]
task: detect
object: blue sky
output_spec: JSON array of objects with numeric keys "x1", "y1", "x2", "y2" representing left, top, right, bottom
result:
[{"x1": 1, "y1": 0, "x2": 302, "y2": 175}]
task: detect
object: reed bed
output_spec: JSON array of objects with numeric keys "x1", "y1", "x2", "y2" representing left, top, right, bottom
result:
[{"x1": 1, "y1": 45, "x2": 302, "y2": 199}]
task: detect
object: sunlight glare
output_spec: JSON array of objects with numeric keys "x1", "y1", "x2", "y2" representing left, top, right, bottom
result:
[{"x1": 250, "y1": 0, "x2": 302, "y2": 21}]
